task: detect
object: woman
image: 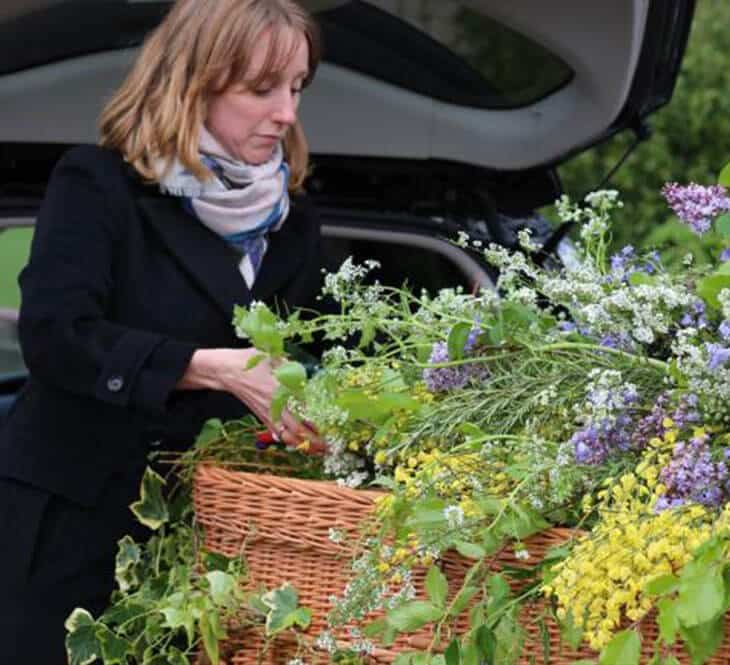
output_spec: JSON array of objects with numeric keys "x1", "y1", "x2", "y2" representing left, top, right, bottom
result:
[{"x1": 0, "y1": 0, "x2": 325, "y2": 661}]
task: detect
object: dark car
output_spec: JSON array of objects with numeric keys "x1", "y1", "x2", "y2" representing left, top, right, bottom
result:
[{"x1": 0, "y1": 0, "x2": 696, "y2": 421}]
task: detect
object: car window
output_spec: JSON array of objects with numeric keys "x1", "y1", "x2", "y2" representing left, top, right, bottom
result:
[
  {"x1": 0, "y1": 226, "x2": 32, "y2": 310},
  {"x1": 361, "y1": 0, "x2": 574, "y2": 108},
  {"x1": 0, "y1": 318, "x2": 23, "y2": 377},
  {"x1": 0, "y1": 1, "x2": 572, "y2": 111}
]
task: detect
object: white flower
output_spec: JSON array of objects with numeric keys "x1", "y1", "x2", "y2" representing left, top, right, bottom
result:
[
  {"x1": 455, "y1": 230, "x2": 470, "y2": 247},
  {"x1": 443, "y1": 505, "x2": 465, "y2": 529},
  {"x1": 328, "y1": 528, "x2": 345, "y2": 544},
  {"x1": 514, "y1": 548, "x2": 530, "y2": 561},
  {"x1": 314, "y1": 631, "x2": 337, "y2": 654}
]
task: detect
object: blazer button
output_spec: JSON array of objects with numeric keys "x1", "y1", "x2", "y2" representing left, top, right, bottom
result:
[{"x1": 107, "y1": 376, "x2": 125, "y2": 392}]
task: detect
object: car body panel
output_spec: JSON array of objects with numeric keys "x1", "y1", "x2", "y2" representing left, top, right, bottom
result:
[{"x1": 0, "y1": 0, "x2": 694, "y2": 172}]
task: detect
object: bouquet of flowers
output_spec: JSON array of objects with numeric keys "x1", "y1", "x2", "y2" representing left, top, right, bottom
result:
[{"x1": 66, "y1": 176, "x2": 730, "y2": 665}]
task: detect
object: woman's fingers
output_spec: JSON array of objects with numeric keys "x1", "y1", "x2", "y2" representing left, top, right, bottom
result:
[{"x1": 276, "y1": 409, "x2": 328, "y2": 455}]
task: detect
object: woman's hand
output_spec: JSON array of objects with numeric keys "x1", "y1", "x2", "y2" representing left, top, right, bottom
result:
[{"x1": 177, "y1": 348, "x2": 327, "y2": 454}]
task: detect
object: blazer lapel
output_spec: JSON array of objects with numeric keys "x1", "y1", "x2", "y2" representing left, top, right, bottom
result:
[
  {"x1": 136, "y1": 193, "x2": 307, "y2": 317},
  {"x1": 137, "y1": 195, "x2": 252, "y2": 318},
  {"x1": 250, "y1": 213, "x2": 306, "y2": 303}
]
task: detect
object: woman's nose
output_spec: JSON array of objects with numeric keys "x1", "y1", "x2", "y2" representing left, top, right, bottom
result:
[{"x1": 272, "y1": 91, "x2": 298, "y2": 126}]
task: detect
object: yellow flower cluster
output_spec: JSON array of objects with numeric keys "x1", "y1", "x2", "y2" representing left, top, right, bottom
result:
[
  {"x1": 389, "y1": 449, "x2": 513, "y2": 518},
  {"x1": 545, "y1": 426, "x2": 730, "y2": 650}
]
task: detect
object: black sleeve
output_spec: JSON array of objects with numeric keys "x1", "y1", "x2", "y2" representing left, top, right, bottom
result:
[{"x1": 17, "y1": 148, "x2": 196, "y2": 412}]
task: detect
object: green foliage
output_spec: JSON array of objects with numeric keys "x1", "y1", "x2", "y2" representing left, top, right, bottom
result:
[
  {"x1": 65, "y1": 469, "x2": 247, "y2": 665},
  {"x1": 129, "y1": 467, "x2": 169, "y2": 530},
  {"x1": 598, "y1": 629, "x2": 640, "y2": 665},
  {"x1": 558, "y1": 0, "x2": 730, "y2": 266},
  {"x1": 260, "y1": 584, "x2": 312, "y2": 635},
  {"x1": 233, "y1": 302, "x2": 285, "y2": 357},
  {"x1": 633, "y1": 532, "x2": 730, "y2": 665}
]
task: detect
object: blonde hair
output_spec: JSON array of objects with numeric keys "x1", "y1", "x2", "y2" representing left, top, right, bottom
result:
[{"x1": 99, "y1": 0, "x2": 320, "y2": 191}]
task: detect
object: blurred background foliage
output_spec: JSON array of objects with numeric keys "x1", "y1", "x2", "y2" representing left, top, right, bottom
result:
[{"x1": 558, "y1": 0, "x2": 730, "y2": 268}]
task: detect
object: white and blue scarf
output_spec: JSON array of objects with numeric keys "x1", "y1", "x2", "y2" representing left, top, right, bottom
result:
[{"x1": 157, "y1": 126, "x2": 290, "y2": 288}]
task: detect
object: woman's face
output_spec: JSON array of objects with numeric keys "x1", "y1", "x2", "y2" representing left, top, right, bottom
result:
[{"x1": 206, "y1": 29, "x2": 309, "y2": 165}]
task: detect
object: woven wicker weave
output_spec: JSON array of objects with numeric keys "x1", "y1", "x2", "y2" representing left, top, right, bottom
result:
[{"x1": 193, "y1": 464, "x2": 730, "y2": 665}]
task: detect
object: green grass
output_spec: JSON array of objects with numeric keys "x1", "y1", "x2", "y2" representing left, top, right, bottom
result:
[{"x1": 0, "y1": 228, "x2": 33, "y2": 309}]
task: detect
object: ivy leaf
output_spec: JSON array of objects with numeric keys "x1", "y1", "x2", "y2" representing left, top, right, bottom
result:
[
  {"x1": 65, "y1": 609, "x2": 101, "y2": 665},
  {"x1": 425, "y1": 565, "x2": 448, "y2": 608},
  {"x1": 114, "y1": 536, "x2": 141, "y2": 594},
  {"x1": 165, "y1": 646, "x2": 189, "y2": 665},
  {"x1": 447, "y1": 322, "x2": 473, "y2": 361},
  {"x1": 206, "y1": 570, "x2": 238, "y2": 607},
  {"x1": 262, "y1": 583, "x2": 312, "y2": 635},
  {"x1": 274, "y1": 361, "x2": 307, "y2": 394},
  {"x1": 130, "y1": 467, "x2": 169, "y2": 530},
  {"x1": 199, "y1": 611, "x2": 223, "y2": 665},
  {"x1": 677, "y1": 563, "x2": 725, "y2": 626},
  {"x1": 100, "y1": 602, "x2": 147, "y2": 629},
  {"x1": 160, "y1": 606, "x2": 195, "y2": 647},
  {"x1": 96, "y1": 625, "x2": 131, "y2": 665},
  {"x1": 202, "y1": 550, "x2": 233, "y2": 573},
  {"x1": 598, "y1": 629, "x2": 640, "y2": 665},
  {"x1": 657, "y1": 598, "x2": 679, "y2": 646},
  {"x1": 387, "y1": 600, "x2": 443, "y2": 632}
]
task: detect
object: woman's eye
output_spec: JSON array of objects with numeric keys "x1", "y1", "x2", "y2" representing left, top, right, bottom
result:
[{"x1": 291, "y1": 88, "x2": 303, "y2": 95}]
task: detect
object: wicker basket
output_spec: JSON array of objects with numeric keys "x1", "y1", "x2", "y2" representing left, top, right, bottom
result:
[{"x1": 193, "y1": 464, "x2": 730, "y2": 665}]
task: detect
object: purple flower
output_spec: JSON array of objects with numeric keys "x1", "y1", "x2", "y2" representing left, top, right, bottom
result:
[
  {"x1": 679, "y1": 300, "x2": 708, "y2": 330},
  {"x1": 656, "y1": 434, "x2": 730, "y2": 510},
  {"x1": 662, "y1": 182, "x2": 730, "y2": 235},
  {"x1": 599, "y1": 332, "x2": 635, "y2": 352},
  {"x1": 423, "y1": 325, "x2": 489, "y2": 392},
  {"x1": 631, "y1": 393, "x2": 700, "y2": 450},
  {"x1": 571, "y1": 417, "x2": 634, "y2": 466},
  {"x1": 610, "y1": 245, "x2": 635, "y2": 275},
  {"x1": 721, "y1": 248, "x2": 730, "y2": 262},
  {"x1": 706, "y1": 342, "x2": 730, "y2": 371},
  {"x1": 719, "y1": 320, "x2": 730, "y2": 341}
]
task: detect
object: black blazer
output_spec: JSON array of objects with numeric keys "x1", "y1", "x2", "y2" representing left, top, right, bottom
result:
[{"x1": 0, "y1": 146, "x2": 322, "y2": 506}]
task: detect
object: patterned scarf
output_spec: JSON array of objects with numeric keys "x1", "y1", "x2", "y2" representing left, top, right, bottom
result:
[{"x1": 157, "y1": 126, "x2": 290, "y2": 288}]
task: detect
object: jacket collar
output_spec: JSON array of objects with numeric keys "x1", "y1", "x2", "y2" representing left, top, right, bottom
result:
[{"x1": 136, "y1": 192, "x2": 305, "y2": 320}]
